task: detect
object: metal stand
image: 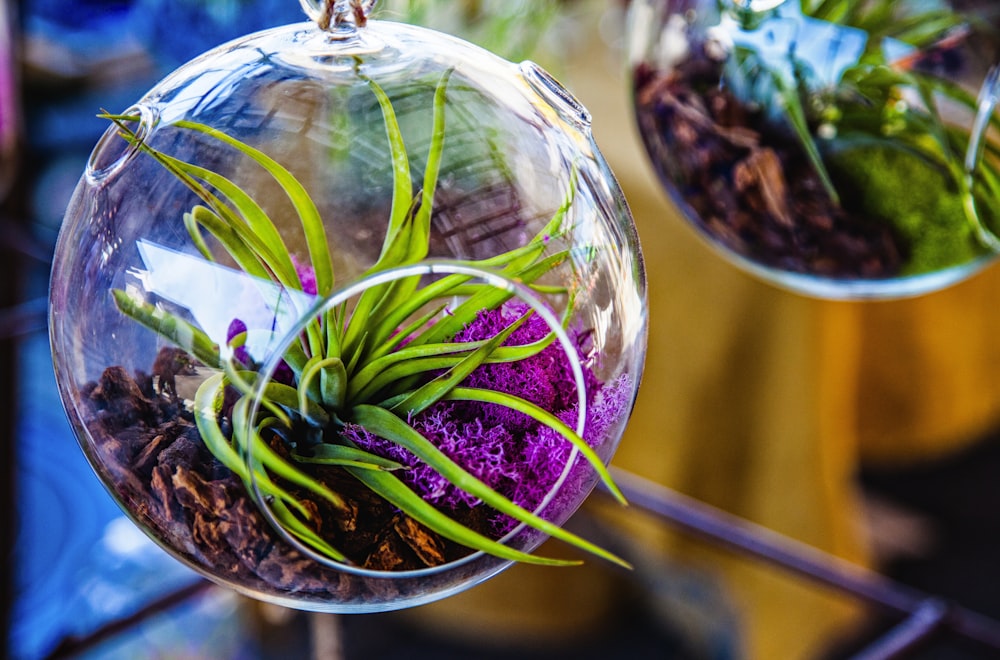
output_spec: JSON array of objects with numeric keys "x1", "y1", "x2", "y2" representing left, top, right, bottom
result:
[
  {"x1": 39, "y1": 465, "x2": 1000, "y2": 659},
  {"x1": 602, "y1": 467, "x2": 1000, "y2": 659}
]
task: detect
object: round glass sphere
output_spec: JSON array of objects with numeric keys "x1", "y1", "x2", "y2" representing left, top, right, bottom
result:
[
  {"x1": 49, "y1": 17, "x2": 647, "y2": 612},
  {"x1": 629, "y1": 0, "x2": 1000, "y2": 299}
]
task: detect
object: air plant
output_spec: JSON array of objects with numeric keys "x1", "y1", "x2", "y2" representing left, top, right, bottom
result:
[{"x1": 102, "y1": 70, "x2": 631, "y2": 570}]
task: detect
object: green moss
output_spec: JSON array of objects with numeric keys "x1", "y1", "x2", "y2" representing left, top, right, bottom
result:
[{"x1": 826, "y1": 140, "x2": 991, "y2": 276}]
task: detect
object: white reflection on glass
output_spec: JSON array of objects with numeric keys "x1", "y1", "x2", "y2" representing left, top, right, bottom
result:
[{"x1": 129, "y1": 239, "x2": 317, "y2": 361}]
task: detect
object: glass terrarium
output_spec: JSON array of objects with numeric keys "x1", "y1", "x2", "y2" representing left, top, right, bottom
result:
[
  {"x1": 629, "y1": 0, "x2": 1000, "y2": 299},
  {"x1": 49, "y1": 5, "x2": 647, "y2": 612}
]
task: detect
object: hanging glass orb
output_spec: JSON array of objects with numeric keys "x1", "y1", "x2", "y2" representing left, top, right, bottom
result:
[
  {"x1": 629, "y1": 0, "x2": 1000, "y2": 299},
  {"x1": 49, "y1": 3, "x2": 647, "y2": 612}
]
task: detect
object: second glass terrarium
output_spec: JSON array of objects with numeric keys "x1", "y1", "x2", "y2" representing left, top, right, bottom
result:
[
  {"x1": 630, "y1": 0, "x2": 1000, "y2": 299},
  {"x1": 49, "y1": 5, "x2": 647, "y2": 612}
]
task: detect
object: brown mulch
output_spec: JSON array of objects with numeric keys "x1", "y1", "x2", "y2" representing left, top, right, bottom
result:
[
  {"x1": 633, "y1": 56, "x2": 906, "y2": 280},
  {"x1": 79, "y1": 351, "x2": 495, "y2": 603}
]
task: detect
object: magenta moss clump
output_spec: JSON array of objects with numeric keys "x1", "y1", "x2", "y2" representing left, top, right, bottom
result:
[
  {"x1": 292, "y1": 255, "x2": 318, "y2": 296},
  {"x1": 452, "y1": 301, "x2": 601, "y2": 432},
  {"x1": 346, "y1": 301, "x2": 631, "y2": 533}
]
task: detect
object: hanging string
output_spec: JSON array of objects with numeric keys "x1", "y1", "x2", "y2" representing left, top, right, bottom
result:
[{"x1": 313, "y1": 0, "x2": 374, "y2": 31}]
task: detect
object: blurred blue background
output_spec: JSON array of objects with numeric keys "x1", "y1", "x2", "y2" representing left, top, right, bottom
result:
[
  {"x1": 8, "y1": 4, "x2": 308, "y2": 658},
  {"x1": 2, "y1": 2, "x2": 688, "y2": 658}
]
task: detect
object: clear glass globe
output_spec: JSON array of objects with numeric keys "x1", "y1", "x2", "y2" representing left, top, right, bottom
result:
[
  {"x1": 629, "y1": 0, "x2": 1000, "y2": 299},
  {"x1": 49, "y1": 15, "x2": 647, "y2": 612}
]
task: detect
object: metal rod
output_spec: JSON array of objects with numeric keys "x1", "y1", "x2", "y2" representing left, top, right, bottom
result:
[
  {"x1": 39, "y1": 468, "x2": 1000, "y2": 659},
  {"x1": 44, "y1": 579, "x2": 214, "y2": 660},
  {"x1": 851, "y1": 600, "x2": 948, "y2": 660},
  {"x1": 603, "y1": 466, "x2": 1000, "y2": 651}
]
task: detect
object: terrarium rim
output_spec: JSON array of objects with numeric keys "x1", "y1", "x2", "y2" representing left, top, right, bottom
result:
[
  {"x1": 133, "y1": 18, "x2": 596, "y2": 140},
  {"x1": 246, "y1": 259, "x2": 591, "y2": 578},
  {"x1": 80, "y1": 21, "x2": 598, "y2": 195}
]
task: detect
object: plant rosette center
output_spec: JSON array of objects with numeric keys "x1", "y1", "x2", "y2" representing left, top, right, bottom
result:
[{"x1": 240, "y1": 265, "x2": 633, "y2": 574}]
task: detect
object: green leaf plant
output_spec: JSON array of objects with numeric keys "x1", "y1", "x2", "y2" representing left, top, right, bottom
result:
[
  {"x1": 102, "y1": 71, "x2": 630, "y2": 571},
  {"x1": 724, "y1": 0, "x2": 1000, "y2": 261}
]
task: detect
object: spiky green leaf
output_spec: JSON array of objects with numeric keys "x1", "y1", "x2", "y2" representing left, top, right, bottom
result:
[{"x1": 350, "y1": 404, "x2": 630, "y2": 568}]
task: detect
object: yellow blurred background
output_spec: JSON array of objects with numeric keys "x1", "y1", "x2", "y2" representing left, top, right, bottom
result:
[{"x1": 397, "y1": 3, "x2": 1000, "y2": 658}]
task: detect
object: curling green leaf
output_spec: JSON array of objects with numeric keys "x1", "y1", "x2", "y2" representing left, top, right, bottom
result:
[
  {"x1": 266, "y1": 496, "x2": 349, "y2": 563},
  {"x1": 367, "y1": 78, "x2": 414, "y2": 250},
  {"x1": 111, "y1": 289, "x2": 221, "y2": 369},
  {"x1": 299, "y1": 356, "x2": 348, "y2": 412},
  {"x1": 192, "y1": 372, "x2": 247, "y2": 477},
  {"x1": 390, "y1": 309, "x2": 529, "y2": 415},
  {"x1": 232, "y1": 396, "x2": 347, "y2": 513},
  {"x1": 414, "y1": 250, "x2": 570, "y2": 347},
  {"x1": 348, "y1": 328, "x2": 555, "y2": 403},
  {"x1": 163, "y1": 156, "x2": 300, "y2": 289},
  {"x1": 172, "y1": 119, "x2": 335, "y2": 296},
  {"x1": 184, "y1": 205, "x2": 273, "y2": 281},
  {"x1": 293, "y1": 443, "x2": 407, "y2": 471},
  {"x1": 345, "y1": 459, "x2": 581, "y2": 566},
  {"x1": 409, "y1": 68, "x2": 452, "y2": 262},
  {"x1": 350, "y1": 404, "x2": 630, "y2": 568},
  {"x1": 193, "y1": 375, "x2": 318, "y2": 520}
]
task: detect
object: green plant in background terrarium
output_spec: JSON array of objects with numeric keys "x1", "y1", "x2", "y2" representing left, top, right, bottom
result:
[
  {"x1": 49, "y1": 2, "x2": 647, "y2": 613},
  {"x1": 630, "y1": 0, "x2": 1000, "y2": 299}
]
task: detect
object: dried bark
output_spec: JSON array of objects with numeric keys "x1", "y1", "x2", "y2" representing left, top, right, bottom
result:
[
  {"x1": 634, "y1": 57, "x2": 905, "y2": 279},
  {"x1": 82, "y1": 363, "x2": 493, "y2": 601}
]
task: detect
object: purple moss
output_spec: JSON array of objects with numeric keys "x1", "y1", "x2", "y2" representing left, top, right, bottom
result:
[
  {"x1": 447, "y1": 301, "x2": 601, "y2": 432},
  {"x1": 347, "y1": 301, "x2": 632, "y2": 534},
  {"x1": 292, "y1": 255, "x2": 318, "y2": 296},
  {"x1": 226, "y1": 317, "x2": 293, "y2": 385},
  {"x1": 226, "y1": 319, "x2": 251, "y2": 368}
]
